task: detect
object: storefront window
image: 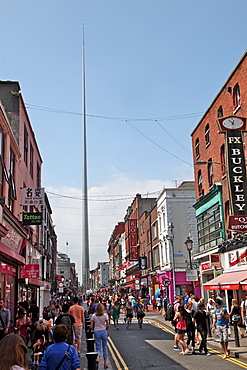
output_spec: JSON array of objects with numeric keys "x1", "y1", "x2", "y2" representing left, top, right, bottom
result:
[{"x1": 197, "y1": 204, "x2": 223, "y2": 252}]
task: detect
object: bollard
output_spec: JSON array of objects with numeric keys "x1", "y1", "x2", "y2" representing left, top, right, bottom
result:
[
  {"x1": 85, "y1": 319, "x2": 91, "y2": 331},
  {"x1": 87, "y1": 338, "x2": 95, "y2": 352},
  {"x1": 86, "y1": 351, "x2": 98, "y2": 370},
  {"x1": 233, "y1": 320, "x2": 240, "y2": 347},
  {"x1": 86, "y1": 329, "x2": 94, "y2": 339}
]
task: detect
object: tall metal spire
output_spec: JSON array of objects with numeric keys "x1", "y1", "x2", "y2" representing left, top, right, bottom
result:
[{"x1": 81, "y1": 24, "x2": 90, "y2": 291}]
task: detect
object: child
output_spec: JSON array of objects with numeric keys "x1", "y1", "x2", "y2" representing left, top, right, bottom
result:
[{"x1": 33, "y1": 337, "x2": 44, "y2": 365}]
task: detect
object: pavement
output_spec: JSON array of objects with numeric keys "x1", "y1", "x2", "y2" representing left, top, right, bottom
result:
[{"x1": 28, "y1": 306, "x2": 247, "y2": 369}]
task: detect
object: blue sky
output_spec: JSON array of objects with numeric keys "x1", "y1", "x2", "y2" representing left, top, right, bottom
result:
[{"x1": 1, "y1": 1, "x2": 247, "y2": 281}]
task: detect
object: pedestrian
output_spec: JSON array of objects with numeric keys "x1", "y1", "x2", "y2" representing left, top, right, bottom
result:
[
  {"x1": 90, "y1": 303, "x2": 109, "y2": 369},
  {"x1": 112, "y1": 301, "x2": 120, "y2": 330},
  {"x1": 0, "y1": 298, "x2": 10, "y2": 341},
  {"x1": 194, "y1": 302, "x2": 211, "y2": 356},
  {"x1": 241, "y1": 293, "x2": 247, "y2": 333},
  {"x1": 0, "y1": 334, "x2": 28, "y2": 370},
  {"x1": 211, "y1": 298, "x2": 230, "y2": 359},
  {"x1": 134, "y1": 298, "x2": 145, "y2": 329},
  {"x1": 185, "y1": 301, "x2": 196, "y2": 354},
  {"x1": 55, "y1": 303, "x2": 77, "y2": 345},
  {"x1": 156, "y1": 296, "x2": 162, "y2": 312},
  {"x1": 168, "y1": 295, "x2": 182, "y2": 351},
  {"x1": 69, "y1": 296, "x2": 85, "y2": 357},
  {"x1": 229, "y1": 299, "x2": 243, "y2": 338},
  {"x1": 29, "y1": 298, "x2": 40, "y2": 346},
  {"x1": 125, "y1": 301, "x2": 133, "y2": 329},
  {"x1": 173, "y1": 304, "x2": 188, "y2": 355},
  {"x1": 151, "y1": 297, "x2": 156, "y2": 311},
  {"x1": 40, "y1": 324, "x2": 80, "y2": 370},
  {"x1": 33, "y1": 337, "x2": 44, "y2": 365},
  {"x1": 15, "y1": 307, "x2": 32, "y2": 346}
]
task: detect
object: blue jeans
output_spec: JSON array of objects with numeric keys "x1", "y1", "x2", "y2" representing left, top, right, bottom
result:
[{"x1": 94, "y1": 330, "x2": 108, "y2": 358}]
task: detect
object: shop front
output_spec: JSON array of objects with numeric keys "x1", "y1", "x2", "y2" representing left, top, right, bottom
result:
[{"x1": 158, "y1": 271, "x2": 201, "y2": 302}]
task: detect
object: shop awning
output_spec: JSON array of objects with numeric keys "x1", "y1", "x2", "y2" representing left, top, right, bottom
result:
[
  {"x1": 124, "y1": 283, "x2": 134, "y2": 288},
  {"x1": 204, "y1": 270, "x2": 247, "y2": 290}
]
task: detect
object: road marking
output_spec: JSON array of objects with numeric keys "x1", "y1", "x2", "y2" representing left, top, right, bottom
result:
[{"x1": 108, "y1": 336, "x2": 129, "y2": 370}]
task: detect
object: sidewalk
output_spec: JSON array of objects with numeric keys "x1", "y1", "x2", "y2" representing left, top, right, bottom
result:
[{"x1": 147, "y1": 309, "x2": 247, "y2": 361}]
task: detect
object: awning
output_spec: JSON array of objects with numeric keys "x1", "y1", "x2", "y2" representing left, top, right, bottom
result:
[
  {"x1": 124, "y1": 283, "x2": 134, "y2": 288},
  {"x1": 204, "y1": 270, "x2": 247, "y2": 290}
]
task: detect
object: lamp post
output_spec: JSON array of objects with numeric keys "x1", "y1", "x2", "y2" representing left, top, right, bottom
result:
[
  {"x1": 185, "y1": 236, "x2": 194, "y2": 294},
  {"x1": 194, "y1": 160, "x2": 226, "y2": 167}
]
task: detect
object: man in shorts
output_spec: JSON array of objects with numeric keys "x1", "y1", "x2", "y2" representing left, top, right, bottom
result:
[
  {"x1": 211, "y1": 298, "x2": 230, "y2": 359},
  {"x1": 69, "y1": 297, "x2": 85, "y2": 356}
]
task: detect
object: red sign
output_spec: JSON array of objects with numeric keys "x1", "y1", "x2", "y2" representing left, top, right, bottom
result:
[
  {"x1": 201, "y1": 262, "x2": 210, "y2": 271},
  {"x1": 162, "y1": 277, "x2": 171, "y2": 287},
  {"x1": 20, "y1": 264, "x2": 40, "y2": 279},
  {"x1": 128, "y1": 220, "x2": 138, "y2": 261},
  {"x1": 0, "y1": 262, "x2": 16, "y2": 276},
  {"x1": 228, "y1": 215, "x2": 247, "y2": 232}
]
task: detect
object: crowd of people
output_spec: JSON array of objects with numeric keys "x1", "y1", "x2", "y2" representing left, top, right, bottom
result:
[{"x1": 0, "y1": 291, "x2": 247, "y2": 368}]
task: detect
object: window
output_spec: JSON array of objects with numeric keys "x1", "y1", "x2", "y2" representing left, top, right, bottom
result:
[
  {"x1": 153, "y1": 246, "x2": 159, "y2": 267},
  {"x1": 8, "y1": 147, "x2": 16, "y2": 211},
  {"x1": 220, "y1": 144, "x2": 226, "y2": 174},
  {"x1": 207, "y1": 159, "x2": 214, "y2": 187},
  {"x1": 217, "y1": 106, "x2": 223, "y2": 118},
  {"x1": 204, "y1": 124, "x2": 210, "y2": 147},
  {"x1": 197, "y1": 204, "x2": 223, "y2": 252},
  {"x1": 152, "y1": 222, "x2": 157, "y2": 240},
  {"x1": 198, "y1": 170, "x2": 204, "y2": 197},
  {"x1": 195, "y1": 138, "x2": 200, "y2": 158},
  {"x1": 30, "y1": 143, "x2": 34, "y2": 178},
  {"x1": 37, "y1": 162, "x2": 41, "y2": 187},
  {"x1": 233, "y1": 83, "x2": 241, "y2": 111},
  {"x1": 24, "y1": 126, "x2": 28, "y2": 165}
]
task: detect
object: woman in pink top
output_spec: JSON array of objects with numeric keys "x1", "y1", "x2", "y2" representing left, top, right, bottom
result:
[{"x1": 90, "y1": 303, "x2": 109, "y2": 369}]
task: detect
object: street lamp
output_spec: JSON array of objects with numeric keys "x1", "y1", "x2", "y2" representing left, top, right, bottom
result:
[{"x1": 184, "y1": 236, "x2": 194, "y2": 294}]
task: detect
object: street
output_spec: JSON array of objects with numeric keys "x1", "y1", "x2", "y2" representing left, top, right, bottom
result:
[{"x1": 107, "y1": 313, "x2": 247, "y2": 370}]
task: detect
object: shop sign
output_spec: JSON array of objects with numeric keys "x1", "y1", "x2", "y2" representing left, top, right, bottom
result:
[
  {"x1": 210, "y1": 254, "x2": 220, "y2": 266},
  {"x1": 22, "y1": 212, "x2": 42, "y2": 225},
  {"x1": 2, "y1": 221, "x2": 23, "y2": 253},
  {"x1": 135, "y1": 284, "x2": 140, "y2": 290},
  {"x1": 186, "y1": 269, "x2": 198, "y2": 281},
  {"x1": 201, "y1": 262, "x2": 211, "y2": 271},
  {"x1": 0, "y1": 262, "x2": 16, "y2": 276},
  {"x1": 128, "y1": 220, "x2": 138, "y2": 261},
  {"x1": 229, "y1": 249, "x2": 247, "y2": 267},
  {"x1": 138, "y1": 256, "x2": 147, "y2": 270},
  {"x1": 22, "y1": 187, "x2": 44, "y2": 206},
  {"x1": 19, "y1": 264, "x2": 40, "y2": 279}
]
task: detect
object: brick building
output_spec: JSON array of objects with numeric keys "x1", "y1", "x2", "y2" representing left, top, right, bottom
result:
[{"x1": 191, "y1": 51, "x2": 247, "y2": 307}]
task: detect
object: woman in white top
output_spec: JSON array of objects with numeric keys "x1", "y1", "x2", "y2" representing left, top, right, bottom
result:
[
  {"x1": 0, "y1": 334, "x2": 28, "y2": 370},
  {"x1": 90, "y1": 303, "x2": 110, "y2": 369}
]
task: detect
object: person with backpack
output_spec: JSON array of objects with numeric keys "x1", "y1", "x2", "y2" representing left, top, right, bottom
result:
[
  {"x1": 134, "y1": 298, "x2": 145, "y2": 329},
  {"x1": 55, "y1": 304, "x2": 77, "y2": 346},
  {"x1": 167, "y1": 296, "x2": 183, "y2": 350}
]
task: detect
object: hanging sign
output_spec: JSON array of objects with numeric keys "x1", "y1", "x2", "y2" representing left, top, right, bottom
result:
[
  {"x1": 22, "y1": 187, "x2": 44, "y2": 206},
  {"x1": 129, "y1": 220, "x2": 138, "y2": 261},
  {"x1": 19, "y1": 264, "x2": 40, "y2": 279},
  {"x1": 22, "y1": 212, "x2": 43, "y2": 225}
]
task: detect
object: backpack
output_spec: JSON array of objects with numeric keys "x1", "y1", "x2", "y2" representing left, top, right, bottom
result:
[
  {"x1": 60, "y1": 314, "x2": 73, "y2": 345},
  {"x1": 166, "y1": 303, "x2": 175, "y2": 321}
]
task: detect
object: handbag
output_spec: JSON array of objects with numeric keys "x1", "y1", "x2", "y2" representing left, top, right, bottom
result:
[
  {"x1": 54, "y1": 344, "x2": 70, "y2": 370},
  {"x1": 232, "y1": 314, "x2": 241, "y2": 322}
]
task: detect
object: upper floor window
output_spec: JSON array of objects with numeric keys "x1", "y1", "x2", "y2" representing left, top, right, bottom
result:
[
  {"x1": 198, "y1": 170, "x2": 204, "y2": 197},
  {"x1": 207, "y1": 159, "x2": 214, "y2": 187},
  {"x1": 217, "y1": 105, "x2": 224, "y2": 118},
  {"x1": 220, "y1": 144, "x2": 226, "y2": 174},
  {"x1": 152, "y1": 222, "x2": 157, "y2": 240},
  {"x1": 195, "y1": 138, "x2": 200, "y2": 158},
  {"x1": 8, "y1": 147, "x2": 16, "y2": 211},
  {"x1": 24, "y1": 126, "x2": 28, "y2": 165},
  {"x1": 204, "y1": 124, "x2": 210, "y2": 146},
  {"x1": 233, "y1": 83, "x2": 241, "y2": 111},
  {"x1": 37, "y1": 162, "x2": 41, "y2": 187},
  {"x1": 30, "y1": 143, "x2": 34, "y2": 178}
]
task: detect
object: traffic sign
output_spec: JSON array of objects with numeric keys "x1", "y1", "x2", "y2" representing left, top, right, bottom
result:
[{"x1": 163, "y1": 278, "x2": 171, "y2": 287}]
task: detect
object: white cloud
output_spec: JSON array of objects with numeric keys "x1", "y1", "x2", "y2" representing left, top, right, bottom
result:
[{"x1": 46, "y1": 172, "x2": 177, "y2": 282}]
